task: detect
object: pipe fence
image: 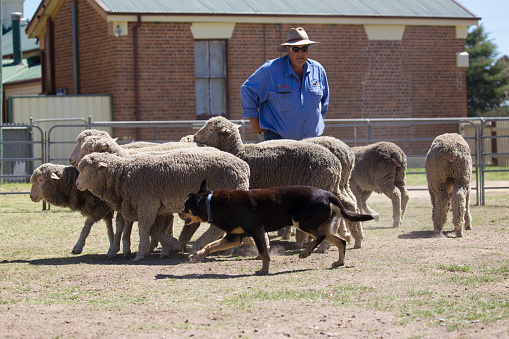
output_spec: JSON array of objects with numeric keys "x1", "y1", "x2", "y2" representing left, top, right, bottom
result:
[{"x1": 1, "y1": 116, "x2": 508, "y2": 206}]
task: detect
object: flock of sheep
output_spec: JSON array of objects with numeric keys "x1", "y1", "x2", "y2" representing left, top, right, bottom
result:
[{"x1": 29, "y1": 116, "x2": 473, "y2": 269}]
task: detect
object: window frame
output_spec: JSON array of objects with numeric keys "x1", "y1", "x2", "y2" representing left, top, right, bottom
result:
[{"x1": 194, "y1": 39, "x2": 230, "y2": 120}]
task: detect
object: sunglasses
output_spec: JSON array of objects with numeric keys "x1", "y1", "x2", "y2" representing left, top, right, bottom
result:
[{"x1": 290, "y1": 46, "x2": 309, "y2": 53}]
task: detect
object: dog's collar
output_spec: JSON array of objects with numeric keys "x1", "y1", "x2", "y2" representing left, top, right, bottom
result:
[{"x1": 206, "y1": 193, "x2": 213, "y2": 222}]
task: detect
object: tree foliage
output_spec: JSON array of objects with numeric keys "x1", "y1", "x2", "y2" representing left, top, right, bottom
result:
[{"x1": 466, "y1": 25, "x2": 509, "y2": 117}]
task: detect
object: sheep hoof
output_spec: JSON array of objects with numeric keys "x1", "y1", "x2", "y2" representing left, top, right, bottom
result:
[
  {"x1": 331, "y1": 261, "x2": 344, "y2": 268},
  {"x1": 353, "y1": 237, "x2": 362, "y2": 249},
  {"x1": 71, "y1": 248, "x2": 82, "y2": 255},
  {"x1": 373, "y1": 214, "x2": 380, "y2": 222},
  {"x1": 255, "y1": 267, "x2": 269, "y2": 275}
]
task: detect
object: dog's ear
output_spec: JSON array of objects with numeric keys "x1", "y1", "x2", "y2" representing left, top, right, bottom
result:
[{"x1": 199, "y1": 179, "x2": 208, "y2": 193}]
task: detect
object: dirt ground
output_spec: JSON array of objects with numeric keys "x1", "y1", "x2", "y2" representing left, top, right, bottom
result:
[{"x1": 1, "y1": 185, "x2": 508, "y2": 338}]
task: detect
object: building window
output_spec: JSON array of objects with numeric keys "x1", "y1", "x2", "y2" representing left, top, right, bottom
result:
[{"x1": 194, "y1": 40, "x2": 228, "y2": 119}]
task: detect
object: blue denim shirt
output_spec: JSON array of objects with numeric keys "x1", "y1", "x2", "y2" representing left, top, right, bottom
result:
[{"x1": 241, "y1": 55, "x2": 329, "y2": 140}]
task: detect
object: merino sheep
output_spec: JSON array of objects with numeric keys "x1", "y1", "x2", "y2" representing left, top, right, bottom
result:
[
  {"x1": 425, "y1": 133, "x2": 472, "y2": 237},
  {"x1": 349, "y1": 141, "x2": 409, "y2": 228},
  {"x1": 76, "y1": 147, "x2": 250, "y2": 260},
  {"x1": 68, "y1": 129, "x2": 217, "y2": 252},
  {"x1": 30, "y1": 163, "x2": 114, "y2": 254},
  {"x1": 193, "y1": 116, "x2": 365, "y2": 248},
  {"x1": 302, "y1": 136, "x2": 359, "y2": 244},
  {"x1": 69, "y1": 129, "x2": 198, "y2": 167}
]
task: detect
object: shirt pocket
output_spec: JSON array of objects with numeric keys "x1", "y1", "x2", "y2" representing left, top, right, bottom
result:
[
  {"x1": 276, "y1": 87, "x2": 293, "y2": 112},
  {"x1": 309, "y1": 84, "x2": 323, "y2": 109}
]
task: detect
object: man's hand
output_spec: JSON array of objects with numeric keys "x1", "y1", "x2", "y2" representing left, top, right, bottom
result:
[{"x1": 249, "y1": 118, "x2": 264, "y2": 134}]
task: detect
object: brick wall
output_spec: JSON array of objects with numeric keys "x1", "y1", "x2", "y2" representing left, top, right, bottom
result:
[{"x1": 46, "y1": 1, "x2": 468, "y2": 144}]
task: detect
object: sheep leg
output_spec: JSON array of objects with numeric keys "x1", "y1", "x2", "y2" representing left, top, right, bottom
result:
[
  {"x1": 451, "y1": 185, "x2": 469, "y2": 237},
  {"x1": 122, "y1": 221, "x2": 133, "y2": 257},
  {"x1": 382, "y1": 185, "x2": 402, "y2": 228},
  {"x1": 281, "y1": 226, "x2": 294, "y2": 240},
  {"x1": 108, "y1": 214, "x2": 123, "y2": 258},
  {"x1": 150, "y1": 217, "x2": 183, "y2": 258},
  {"x1": 431, "y1": 187, "x2": 451, "y2": 236},
  {"x1": 178, "y1": 222, "x2": 201, "y2": 245},
  {"x1": 396, "y1": 183, "x2": 410, "y2": 220},
  {"x1": 295, "y1": 230, "x2": 309, "y2": 248},
  {"x1": 150, "y1": 215, "x2": 173, "y2": 253},
  {"x1": 104, "y1": 211, "x2": 115, "y2": 246},
  {"x1": 464, "y1": 190, "x2": 472, "y2": 231},
  {"x1": 360, "y1": 191, "x2": 379, "y2": 221},
  {"x1": 72, "y1": 216, "x2": 94, "y2": 255},
  {"x1": 346, "y1": 220, "x2": 364, "y2": 248}
]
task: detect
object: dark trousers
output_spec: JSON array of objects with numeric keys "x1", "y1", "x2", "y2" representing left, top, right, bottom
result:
[{"x1": 263, "y1": 130, "x2": 283, "y2": 141}]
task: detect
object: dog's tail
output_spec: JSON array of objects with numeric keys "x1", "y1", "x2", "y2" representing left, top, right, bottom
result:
[{"x1": 330, "y1": 195, "x2": 374, "y2": 222}]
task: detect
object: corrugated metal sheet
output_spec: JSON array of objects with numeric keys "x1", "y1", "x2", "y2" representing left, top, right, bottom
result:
[
  {"x1": 10, "y1": 95, "x2": 113, "y2": 164},
  {"x1": 98, "y1": 0, "x2": 478, "y2": 18},
  {"x1": 1, "y1": 24, "x2": 39, "y2": 57},
  {"x1": 11, "y1": 95, "x2": 112, "y2": 124}
]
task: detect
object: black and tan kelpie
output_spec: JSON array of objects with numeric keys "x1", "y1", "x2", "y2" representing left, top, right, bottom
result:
[{"x1": 179, "y1": 180, "x2": 374, "y2": 275}]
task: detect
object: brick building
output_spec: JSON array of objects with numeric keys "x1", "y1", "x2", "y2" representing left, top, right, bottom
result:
[{"x1": 26, "y1": 0, "x2": 479, "y2": 141}]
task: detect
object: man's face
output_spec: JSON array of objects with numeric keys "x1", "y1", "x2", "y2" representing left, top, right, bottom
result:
[{"x1": 287, "y1": 45, "x2": 309, "y2": 68}]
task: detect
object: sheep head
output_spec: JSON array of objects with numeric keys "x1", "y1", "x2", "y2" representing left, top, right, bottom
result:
[
  {"x1": 70, "y1": 134, "x2": 120, "y2": 167},
  {"x1": 76, "y1": 154, "x2": 108, "y2": 192},
  {"x1": 30, "y1": 164, "x2": 63, "y2": 202},
  {"x1": 193, "y1": 116, "x2": 241, "y2": 150}
]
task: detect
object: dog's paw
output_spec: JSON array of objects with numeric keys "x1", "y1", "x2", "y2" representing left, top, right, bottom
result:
[
  {"x1": 189, "y1": 253, "x2": 201, "y2": 263},
  {"x1": 331, "y1": 261, "x2": 344, "y2": 268},
  {"x1": 299, "y1": 251, "x2": 311, "y2": 259}
]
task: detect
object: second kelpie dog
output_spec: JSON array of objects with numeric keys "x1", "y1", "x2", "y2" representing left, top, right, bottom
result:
[{"x1": 179, "y1": 180, "x2": 374, "y2": 275}]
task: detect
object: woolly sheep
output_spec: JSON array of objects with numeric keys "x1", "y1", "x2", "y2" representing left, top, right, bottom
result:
[
  {"x1": 76, "y1": 147, "x2": 250, "y2": 260},
  {"x1": 30, "y1": 163, "x2": 114, "y2": 254},
  {"x1": 69, "y1": 129, "x2": 198, "y2": 167},
  {"x1": 349, "y1": 141, "x2": 409, "y2": 228},
  {"x1": 302, "y1": 136, "x2": 359, "y2": 245},
  {"x1": 425, "y1": 133, "x2": 472, "y2": 237},
  {"x1": 193, "y1": 116, "x2": 364, "y2": 248},
  {"x1": 68, "y1": 129, "x2": 215, "y2": 252}
]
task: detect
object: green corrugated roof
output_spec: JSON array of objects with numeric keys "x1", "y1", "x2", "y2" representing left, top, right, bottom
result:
[
  {"x1": 97, "y1": 0, "x2": 478, "y2": 18},
  {"x1": 2, "y1": 24, "x2": 39, "y2": 57},
  {"x1": 2, "y1": 59, "x2": 41, "y2": 84}
]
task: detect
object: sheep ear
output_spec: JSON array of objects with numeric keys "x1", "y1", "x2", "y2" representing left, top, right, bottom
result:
[
  {"x1": 50, "y1": 172, "x2": 60, "y2": 180},
  {"x1": 98, "y1": 142, "x2": 110, "y2": 151},
  {"x1": 219, "y1": 127, "x2": 232, "y2": 134},
  {"x1": 113, "y1": 137, "x2": 118, "y2": 142},
  {"x1": 97, "y1": 161, "x2": 108, "y2": 169}
]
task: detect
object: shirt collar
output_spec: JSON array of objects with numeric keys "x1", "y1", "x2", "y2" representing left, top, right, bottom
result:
[{"x1": 284, "y1": 55, "x2": 310, "y2": 78}]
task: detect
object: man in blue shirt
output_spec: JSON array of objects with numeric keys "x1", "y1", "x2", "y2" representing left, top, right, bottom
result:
[{"x1": 241, "y1": 27, "x2": 329, "y2": 141}]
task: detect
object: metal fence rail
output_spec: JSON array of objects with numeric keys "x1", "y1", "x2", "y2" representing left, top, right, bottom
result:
[{"x1": 1, "y1": 116, "x2": 508, "y2": 205}]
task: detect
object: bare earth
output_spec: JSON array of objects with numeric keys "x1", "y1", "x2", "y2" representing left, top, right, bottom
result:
[{"x1": 0, "y1": 184, "x2": 508, "y2": 338}]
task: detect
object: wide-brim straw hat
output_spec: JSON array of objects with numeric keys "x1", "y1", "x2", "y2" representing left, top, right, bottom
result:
[{"x1": 277, "y1": 27, "x2": 320, "y2": 52}]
